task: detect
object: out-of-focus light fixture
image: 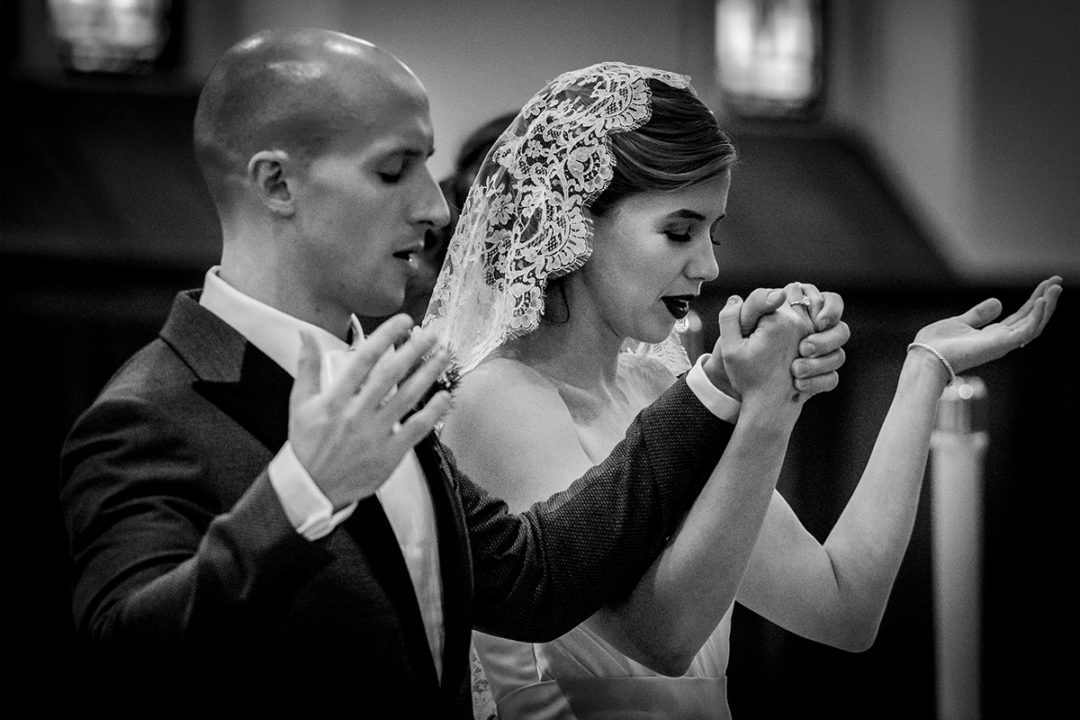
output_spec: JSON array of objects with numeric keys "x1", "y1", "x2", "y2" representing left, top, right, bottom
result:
[
  {"x1": 714, "y1": 0, "x2": 824, "y2": 119},
  {"x1": 47, "y1": 0, "x2": 172, "y2": 75}
]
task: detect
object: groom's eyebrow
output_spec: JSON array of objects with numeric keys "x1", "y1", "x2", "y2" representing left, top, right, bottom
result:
[{"x1": 384, "y1": 147, "x2": 435, "y2": 160}]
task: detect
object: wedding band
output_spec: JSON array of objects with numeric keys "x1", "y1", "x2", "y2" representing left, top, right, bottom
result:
[{"x1": 789, "y1": 297, "x2": 812, "y2": 307}]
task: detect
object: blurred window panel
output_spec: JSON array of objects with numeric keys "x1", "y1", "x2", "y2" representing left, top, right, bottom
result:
[
  {"x1": 48, "y1": 0, "x2": 172, "y2": 75},
  {"x1": 715, "y1": 0, "x2": 824, "y2": 118}
]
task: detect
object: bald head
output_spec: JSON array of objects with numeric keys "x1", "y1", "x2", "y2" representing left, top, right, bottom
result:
[{"x1": 193, "y1": 28, "x2": 425, "y2": 209}]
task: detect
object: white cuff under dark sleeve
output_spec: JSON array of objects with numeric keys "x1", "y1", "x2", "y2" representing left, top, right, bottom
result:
[
  {"x1": 686, "y1": 353, "x2": 742, "y2": 423},
  {"x1": 268, "y1": 442, "x2": 357, "y2": 540}
]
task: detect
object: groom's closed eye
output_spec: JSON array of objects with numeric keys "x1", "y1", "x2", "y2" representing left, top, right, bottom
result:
[{"x1": 377, "y1": 158, "x2": 406, "y2": 183}]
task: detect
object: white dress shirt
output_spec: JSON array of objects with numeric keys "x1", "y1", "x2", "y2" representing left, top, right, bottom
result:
[{"x1": 199, "y1": 268, "x2": 445, "y2": 679}]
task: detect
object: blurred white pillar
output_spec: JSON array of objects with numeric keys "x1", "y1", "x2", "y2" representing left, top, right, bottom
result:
[{"x1": 930, "y1": 376, "x2": 987, "y2": 720}]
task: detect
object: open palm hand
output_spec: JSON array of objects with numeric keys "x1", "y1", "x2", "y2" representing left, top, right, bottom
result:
[{"x1": 913, "y1": 275, "x2": 1063, "y2": 376}]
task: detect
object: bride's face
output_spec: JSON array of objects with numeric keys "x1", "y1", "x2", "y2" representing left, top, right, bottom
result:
[{"x1": 577, "y1": 170, "x2": 730, "y2": 344}]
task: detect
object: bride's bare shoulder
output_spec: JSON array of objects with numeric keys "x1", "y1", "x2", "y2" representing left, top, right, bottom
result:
[
  {"x1": 445, "y1": 356, "x2": 575, "y2": 444},
  {"x1": 440, "y1": 356, "x2": 584, "y2": 494},
  {"x1": 459, "y1": 356, "x2": 561, "y2": 401}
]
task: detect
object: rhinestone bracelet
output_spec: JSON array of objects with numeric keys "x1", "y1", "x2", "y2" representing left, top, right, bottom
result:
[{"x1": 907, "y1": 342, "x2": 956, "y2": 385}]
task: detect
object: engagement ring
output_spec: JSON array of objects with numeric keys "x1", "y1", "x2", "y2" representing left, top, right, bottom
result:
[{"x1": 790, "y1": 297, "x2": 812, "y2": 308}]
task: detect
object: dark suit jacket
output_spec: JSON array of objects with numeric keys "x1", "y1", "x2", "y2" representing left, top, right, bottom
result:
[{"x1": 59, "y1": 290, "x2": 732, "y2": 716}]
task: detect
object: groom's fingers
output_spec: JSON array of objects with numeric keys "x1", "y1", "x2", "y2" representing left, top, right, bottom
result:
[
  {"x1": 736, "y1": 283, "x2": 849, "y2": 351},
  {"x1": 793, "y1": 368, "x2": 840, "y2": 396},
  {"x1": 814, "y1": 291, "x2": 844, "y2": 332},
  {"x1": 794, "y1": 282, "x2": 825, "y2": 326},
  {"x1": 354, "y1": 325, "x2": 441, "y2": 411},
  {"x1": 717, "y1": 295, "x2": 745, "y2": 350},
  {"x1": 799, "y1": 318, "x2": 850, "y2": 359},
  {"x1": 292, "y1": 331, "x2": 322, "y2": 404},
  {"x1": 336, "y1": 314, "x2": 414, "y2": 398},
  {"x1": 739, "y1": 287, "x2": 785, "y2": 336},
  {"x1": 793, "y1": 346, "x2": 846, "y2": 382}
]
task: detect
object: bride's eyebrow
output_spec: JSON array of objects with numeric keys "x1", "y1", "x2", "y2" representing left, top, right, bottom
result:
[
  {"x1": 664, "y1": 209, "x2": 727, "y2": 227},
  {"x1": 666, "y1": 209, "x2": 707, "y2": 221}
]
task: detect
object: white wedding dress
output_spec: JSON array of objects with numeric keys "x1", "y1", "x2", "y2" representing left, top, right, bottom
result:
[{"x1": 469, "y1": 351, "x2": 734, "y2": 720}]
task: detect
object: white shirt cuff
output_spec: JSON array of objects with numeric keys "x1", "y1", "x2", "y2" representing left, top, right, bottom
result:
[
  {"x1": 268, "y1": 443, "x2": 357, "y2": 540},
  {"x1": 686, "y1": 353, "x2": 742, "y2": 423}
]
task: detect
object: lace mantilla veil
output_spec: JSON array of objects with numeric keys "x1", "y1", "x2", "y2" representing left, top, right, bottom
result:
[{"x1": 424, "y1": 62, "x2": 699, "y2": 376}]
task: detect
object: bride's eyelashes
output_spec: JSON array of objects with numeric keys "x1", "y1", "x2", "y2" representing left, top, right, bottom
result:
[
  {"x1": 663, "y1": 227, "x2": 723, "y2": 246},
  {"x1": 664, "y1": 227, "x2": 693, "y2": 243}
]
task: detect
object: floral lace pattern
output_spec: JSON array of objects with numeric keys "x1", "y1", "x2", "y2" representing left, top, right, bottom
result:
[
  {"x1": 425, "y1": 63, "x2": 694, "y2": 375},
  {"x1": 471, "y1": 643, "x2": 498, "y2": 719}
]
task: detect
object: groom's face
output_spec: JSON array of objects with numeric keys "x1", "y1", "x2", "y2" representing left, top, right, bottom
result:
[{"x1": 290, "y1": 75, "x2": 451, "y2": 320}]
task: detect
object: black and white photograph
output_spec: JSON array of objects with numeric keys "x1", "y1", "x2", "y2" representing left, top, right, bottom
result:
[{"x1": 3, "y1": 1, "x2": 1076, "y2": 718}]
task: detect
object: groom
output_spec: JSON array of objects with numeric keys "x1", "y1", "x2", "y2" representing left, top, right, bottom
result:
[{"x1": 59, "y1": 28, "x2": 848, "y2": 715}]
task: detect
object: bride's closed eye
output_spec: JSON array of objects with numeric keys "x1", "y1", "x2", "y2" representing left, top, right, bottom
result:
[
  {"x1": 664, "y1": 227, "x2": 693, "y2": 243},
  {"x1": 664, "y1": 227, "x2": 723, "y2": 247}
]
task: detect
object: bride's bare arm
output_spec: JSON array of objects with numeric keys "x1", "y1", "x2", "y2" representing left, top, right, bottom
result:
[
  {"x1": 586, "y1": 295, "x2": 813, "y2": 674},
  {"x1": 736, "y1": 276, "x2": 1063, "y2": 652}
]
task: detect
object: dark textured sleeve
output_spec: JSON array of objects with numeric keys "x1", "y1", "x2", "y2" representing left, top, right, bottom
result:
[
  {"x1": 463, "y1": 376, "x2": 733, "y2": 641},
  {"x1": 60, "y1": 394, "x2": 332, "y2": 659}
]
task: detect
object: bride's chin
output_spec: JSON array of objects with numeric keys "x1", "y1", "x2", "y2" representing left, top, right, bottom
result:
[{"x1": 633, "y1": 324, "x2": 677, "y2": 345}]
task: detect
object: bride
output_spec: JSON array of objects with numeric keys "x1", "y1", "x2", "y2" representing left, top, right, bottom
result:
[{"x1": 425, "y1": 62, "x2": 1062, "y2": 719}]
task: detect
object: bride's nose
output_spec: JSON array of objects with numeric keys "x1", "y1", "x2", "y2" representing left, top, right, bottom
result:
[{"x1": 686, "y1": 238, "x2": 719, "y2": 283}]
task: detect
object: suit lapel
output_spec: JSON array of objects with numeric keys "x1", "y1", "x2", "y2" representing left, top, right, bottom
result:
[
  {"x1": 343, "y1": 497, "x2": 440, "y2": 688},
  {"x1": 160, "y1": 289, "x2": 291, "y2": 453},
  {"x1": 196, "y1": 345, "x2": 291, "y2": 453},
  {"x1": 415, "y1": 436, "x2": 473, "y2": 695},
  {"x1": 347, "y1": 438, "x2": 473, "y2": 694},
  {"x1": 194, "y1": 347, "x2": 292, "y2": 453}
]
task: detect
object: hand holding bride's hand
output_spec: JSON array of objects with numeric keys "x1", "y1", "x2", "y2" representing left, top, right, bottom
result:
[
  {"x1": 710, "y1": 293, "x2": 811, "y2": 418},
  {"x1": 709, "y1": 281, "x2": 850, "y2": 401},
  {"x1": 909, "y1": 276, "x2": 1062, "y2": 380}
]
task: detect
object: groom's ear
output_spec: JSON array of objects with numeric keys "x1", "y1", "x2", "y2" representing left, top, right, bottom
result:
[{"x1": 248, "y1": 150, "x2": 297, "y2": 217}]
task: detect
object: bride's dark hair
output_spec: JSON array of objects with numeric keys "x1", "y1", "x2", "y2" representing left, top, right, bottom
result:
[{"x1": 589, "y1": 80, "x2": 737, "y2": 218}]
